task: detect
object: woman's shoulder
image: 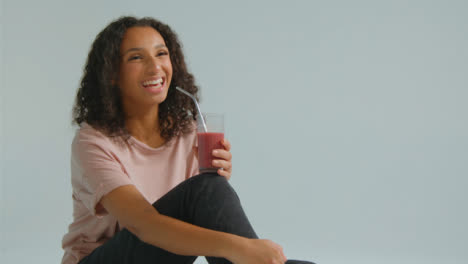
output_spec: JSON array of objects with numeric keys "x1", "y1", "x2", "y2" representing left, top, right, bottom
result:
[
  {"x1": 72, "y1": 123, "x2": 123, "y2": 152},
  {"x1": 74, "y1": 123, "x2": 109, "y2": 142}
]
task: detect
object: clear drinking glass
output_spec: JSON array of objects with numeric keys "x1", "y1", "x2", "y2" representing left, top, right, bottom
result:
[{"x1": 197, "y1": 113, "x2": 224, "y2": 173}]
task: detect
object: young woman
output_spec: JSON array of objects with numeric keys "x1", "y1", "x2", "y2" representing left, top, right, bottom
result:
[{"x1": 62, "y1": 16, "x2": 314, "y2": 264}]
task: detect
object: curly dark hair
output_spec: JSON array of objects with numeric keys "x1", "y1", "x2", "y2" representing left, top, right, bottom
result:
[{"x1": 73, "y1": 16, "x2": 199, "y2": 141}]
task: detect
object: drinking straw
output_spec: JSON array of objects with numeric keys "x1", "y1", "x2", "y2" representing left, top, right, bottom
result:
[{"x1": 175, "y1": 86, "x2": 208, "y2": 132}]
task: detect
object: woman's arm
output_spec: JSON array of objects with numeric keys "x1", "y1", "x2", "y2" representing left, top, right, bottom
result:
[{"x1": 100, "y1": 185, "x2": 287, "y2": 264}]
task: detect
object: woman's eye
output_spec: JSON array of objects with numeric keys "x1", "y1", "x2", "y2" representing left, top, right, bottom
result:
[
  {"x1": 129, "y1": 55, "x2": 142, "y2": 61},
  {"x1": 157, "y1": 51, "x2": 168, "y2": 57}
]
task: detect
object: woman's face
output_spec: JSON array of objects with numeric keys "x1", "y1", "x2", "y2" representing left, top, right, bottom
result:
[{"x1": 118, "y1": 26, "x2": 173, "y2": 113}]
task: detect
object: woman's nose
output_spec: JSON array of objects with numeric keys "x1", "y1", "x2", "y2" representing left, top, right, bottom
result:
[{"x1": 146, "y1": 58, "x2": 161, "y2": 74}]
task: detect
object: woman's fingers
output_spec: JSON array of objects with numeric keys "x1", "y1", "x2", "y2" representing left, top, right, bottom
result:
[
  {"x1": 212, "y1": 149, "x2": 232, "y2": 161},
  {"x1": 280, "y1": 247, "x2": 287, "y2": 263},
  {"x1": 212, "y1": 158, "x2": 232, "y2": 180},
  {"x1": 212, "y1": 143, "x2": 232, "y2": 179},
  {"x1": 212, "y1": 159, "x2": 232, "y2": 171},
  {"x1": 221, "y1": 138, "x2": 231, "y2": 151},
  {"x1": 217, "y1": 167, "x2": 231, "y2": 180}
]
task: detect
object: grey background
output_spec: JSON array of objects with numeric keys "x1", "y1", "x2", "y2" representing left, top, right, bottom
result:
[{"x1": 1, "y1": 0, "x2": 467, "y2": 263}]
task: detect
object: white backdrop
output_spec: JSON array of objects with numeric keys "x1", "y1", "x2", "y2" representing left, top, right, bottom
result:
[{"x1": 1, "y1": 0, "x2": 467, "y2": 263}]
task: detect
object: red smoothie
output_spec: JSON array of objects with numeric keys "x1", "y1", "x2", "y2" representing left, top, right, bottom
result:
[{"x1": 197, "y1": 132, "x2": 224, "y2": 172}]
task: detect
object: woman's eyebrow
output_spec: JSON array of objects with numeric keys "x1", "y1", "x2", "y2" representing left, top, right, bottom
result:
[{"x1": 122, "y1": 44, "x2": 167, "y2": 56}]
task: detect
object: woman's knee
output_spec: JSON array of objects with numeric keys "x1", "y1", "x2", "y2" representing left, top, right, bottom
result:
[
  {"x1": 188, "y1": 172, "x2": 236, "y2": 199},
  {"x1": 189, "y1": 172, "x2": 228, "y2": 188}
]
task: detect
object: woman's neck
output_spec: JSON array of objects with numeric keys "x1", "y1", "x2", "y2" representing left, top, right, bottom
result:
[{"x1": 125, "y1": 106, "x2": 165, "y2": 148}]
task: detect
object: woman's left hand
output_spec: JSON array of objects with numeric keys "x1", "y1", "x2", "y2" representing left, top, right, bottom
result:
[{"x1": 212, "y1": 138, "x2": 232, "y2": 180}]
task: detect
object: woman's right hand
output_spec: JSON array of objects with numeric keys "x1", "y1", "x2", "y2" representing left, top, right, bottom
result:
[{"x1": 228, "y1": 238, "x2": 287, "y2": 264}]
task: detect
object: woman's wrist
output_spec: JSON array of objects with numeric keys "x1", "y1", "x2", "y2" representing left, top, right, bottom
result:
[{"x1": 219, "y1": 234, "x2": 249, "y2": 262}]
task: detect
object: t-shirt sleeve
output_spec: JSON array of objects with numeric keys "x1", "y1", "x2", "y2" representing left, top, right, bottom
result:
[{"x1": 71, "y1": 128, "x2": 133, "y2": 217}]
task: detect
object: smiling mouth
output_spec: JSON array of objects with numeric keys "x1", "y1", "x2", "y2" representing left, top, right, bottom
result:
[{"x1": 142, "y1": 77, "x2": 164, "y2": 89}]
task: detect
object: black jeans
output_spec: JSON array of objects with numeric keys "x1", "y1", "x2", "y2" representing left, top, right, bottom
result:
[{"x1": 79, "y1": 173, "x2": 314, "y2": 264}]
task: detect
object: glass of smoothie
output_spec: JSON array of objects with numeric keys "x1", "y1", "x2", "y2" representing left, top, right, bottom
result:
[{"x1": 197, "y1": 113, "x2": 224, "y2": 173}]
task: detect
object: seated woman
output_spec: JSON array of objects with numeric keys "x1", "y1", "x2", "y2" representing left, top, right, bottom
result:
[{"x1": 61, "y1": 16, "x2": 315, "y2": 264}]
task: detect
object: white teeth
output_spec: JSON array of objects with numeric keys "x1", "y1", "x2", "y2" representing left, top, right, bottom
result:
[{"x1": 143, "y1": 78, "x2": 163, "y2": 86}]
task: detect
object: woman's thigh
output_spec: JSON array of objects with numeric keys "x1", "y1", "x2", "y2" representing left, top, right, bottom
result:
[{"x1": 79, "y1": 173, "x2": 252, "y2": 264}]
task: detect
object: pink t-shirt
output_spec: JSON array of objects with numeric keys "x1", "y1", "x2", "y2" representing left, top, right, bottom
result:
[{"x1": 61, "y1": 123, "x2": 199, "y2": 264}]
